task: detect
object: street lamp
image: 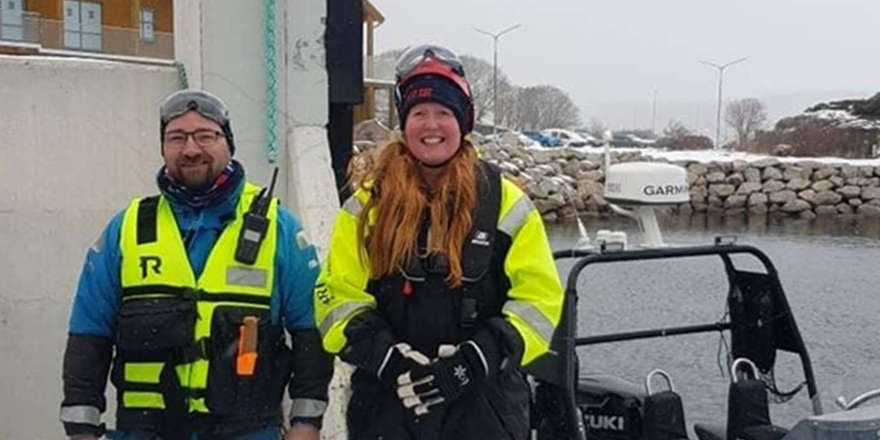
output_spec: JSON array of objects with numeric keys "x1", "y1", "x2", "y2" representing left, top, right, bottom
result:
[
  {"x1": 701, "y1": 57, "x2": 747, "y2": 149},
  {"x1": 474, "y1": 24, "x2": 521, "y2": 142}
]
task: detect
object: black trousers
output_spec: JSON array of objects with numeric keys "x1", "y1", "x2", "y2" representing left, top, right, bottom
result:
[{"x1": 346, "y1": 367, "x2": 531, "y2": 440}]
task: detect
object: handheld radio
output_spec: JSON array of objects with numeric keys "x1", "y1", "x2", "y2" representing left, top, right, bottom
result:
[{"x1": 234, "y1": 167, "x2": 279, "y2": 265}]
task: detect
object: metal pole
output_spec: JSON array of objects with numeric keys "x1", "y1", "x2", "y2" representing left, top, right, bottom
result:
[
  {"x1": 493, "y1": 38, "x2": 498, "y2": 140},
  {"x1": 474, "y1": 24, "x2": 521, "y2": 143},
  {"x1": 701, "y1": 57, "x2": 747, "y2": 149}
]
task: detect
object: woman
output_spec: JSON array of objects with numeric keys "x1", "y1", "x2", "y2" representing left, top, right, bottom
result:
[{"x1": 315, "y1": 44, "x2": 564, "y2": 440}]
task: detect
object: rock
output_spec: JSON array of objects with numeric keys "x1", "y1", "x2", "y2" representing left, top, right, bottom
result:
[
  {"x1": 725, "y1": 208, "x2": 746, "y2": 216},
  {"x1": 752, "y1": 157, "x2": 780, "y2": 168},
  {"x1": 726, "y1": 173, "x2": 745, "y2": 186},
  {"x1": 539, "y1": 178, "x2": 563, "y2": 197},
  {"x1": 762, "y1": 166, "x2": 783, "y2": 181},
  {"x1": 762, "y1": 180, "x2": 786, "y2": 193},
  {"x1": 687, "y1": 163, "x2": 708, "y2": 175},
  {"x1": 857, "y1": 204, "x2": 880, "y2": 217},
  {"x1": 511, "y1": 158, "x2": 527, "y2": 170},
  {"x1": 577, "y1": 180, "x2": 604, "y2": 199},
  {"x1": 815, "y1": 205, "x2": 839, "y2": 216},
  {"x1": 769, "y1": 190, "x2": 797, "y2": 204},
  {"x1": 744, "y1": 168, "x2": 762, "y2": 183},
  {"x1": 578, "y1": 170, "x2": 604, "y2": 181},
  {"x1": 558, "y1": 205, "x2": 578, "y2": 219},
  {"x1": 706, "y1": 171, "x2": 726, "y2": 184},
  {"x1": 692, "y1": 202, "x2": 708, "y2": 212},
  {"x1": 709, "y1": 184, "x2": 736, "y2": 198},
  {"x1": 811, "y1": 180, "x2": 836, "y2": 192},
  {"x1": 530, "y1": 164, "x2": 556, "y2": 179},
  {"x1": 798, "y1": 210, "x2": 817, "y2": 220},
  {"x1": 542, "y1": 211, "x2": 559, "y2": 223},
  {"x1": 732, "y1": 160, "x2": 749, "y2": 173},
  {"x1": 841, "y1": 165, "x2": 859, "y2": 178},
  {"x1": 528, "y1": 182, "x2": 550, "y2": 199},
  {"x1": 580, "y1": 159, "x2": 600, "y2": 171},
  {"x1": 862, "y1": 186, "x2": 880, "y2": 200},
  {"x1": 860, "y1": 177, "x2": 880, "y2": 187},
  {"x1": 690, "y1": 185, "x2": 709, "y2": 199},
  {"x1": 829, "y1": 176, "x2": 845, "y2": 187},
  {"x1": 749, "y1": 204, "x2": 769, "y2": 215},
  {"x1": 783, "y1": 166, "x2": 809, "y2": 181},
  {"x1": 725, "y1": 195, "x2": 748, "y2": 209},
  {"x1": 814, "y1": 191, "x2": 843, "y2": 206},
  {"x1": 836, "y1": 203, "x2": 854, "y2": 215},
  {"x1": 547, "y1": 194, "x2": 566, "y2": 209},
  {"x1": 695, "y1": 176, "x2": 708, "y2": 186},
  {"x1": 859, "y1": 166, "x2": 875, "y2": 177},
  {"x1": 812, "y1": 167, "x2": 839, "y2": 180},
  {"x1": 707, "y1": 195, "x2": 724, "y2": 208},
  {"x1": 787, "y1": 178, "x2": 811, "y2": 191},
  {"x1": 849, "y1": 198, "x2": 863, "y2": 207},
  {"x1": 798, "y1": 189, "x2": 817, "y2": 205},
  {"x1": 737, "y1": 182, "x2": 763, "y2": 195},
  {"x1": 748, "y1": 193, "x2": 768, "y2": 206}
]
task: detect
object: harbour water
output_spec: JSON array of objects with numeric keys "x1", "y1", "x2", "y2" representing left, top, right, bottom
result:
[{"x1": 546, "y1": 214, "x2": 880, "y2": 429}]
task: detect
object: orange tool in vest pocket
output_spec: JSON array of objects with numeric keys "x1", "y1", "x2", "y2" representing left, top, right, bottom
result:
[{"x1": 236, "y1": 316, "x2": 259, "y2": 376}]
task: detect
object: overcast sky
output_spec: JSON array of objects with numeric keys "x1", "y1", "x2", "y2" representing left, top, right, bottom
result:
[{"x1": 371, "y1": 0, "x2": 880, "y2": 133}]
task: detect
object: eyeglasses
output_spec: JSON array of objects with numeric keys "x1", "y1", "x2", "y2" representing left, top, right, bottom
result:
[
  {"x1": 163, "y1": 129, "x2": 225, "y2": 149},
  {"x1": 395, "y1": 44, "x2": 466, "y2": 81}
]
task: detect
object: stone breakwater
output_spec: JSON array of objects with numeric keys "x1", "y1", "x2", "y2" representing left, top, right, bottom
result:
[{"x1": 481, "y1": 144, "x2": 880, "y2": 222}]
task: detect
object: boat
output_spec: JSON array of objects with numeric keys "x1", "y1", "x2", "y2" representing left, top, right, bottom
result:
[{"x1": 525, "y1": 147, "x2": 880, "y2": 440}]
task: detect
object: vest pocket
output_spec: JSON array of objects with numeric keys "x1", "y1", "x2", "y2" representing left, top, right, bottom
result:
[
  {"x1": 117, "y1": 298, "x2": 196, "y2": 351},
  {"x1": 205, "y1": 306, "x2": 291, "y2": 415}
]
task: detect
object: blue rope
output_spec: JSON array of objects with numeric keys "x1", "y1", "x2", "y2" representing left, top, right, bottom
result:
[{"x1": 264, "y1": 0, "x2": 278, "y2": 163}]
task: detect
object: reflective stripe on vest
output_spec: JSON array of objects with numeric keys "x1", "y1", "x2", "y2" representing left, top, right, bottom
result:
[{"x1": 118, "y1": 182, "x2": 278, "y2": 414}]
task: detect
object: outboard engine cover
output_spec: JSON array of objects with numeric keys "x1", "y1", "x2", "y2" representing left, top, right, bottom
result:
[{"x1": 577, "y1": 374, "x2": 645, "y2": 440}]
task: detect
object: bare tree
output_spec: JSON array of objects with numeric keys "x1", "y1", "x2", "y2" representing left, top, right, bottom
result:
[
  {"x1": 586, "y1": 117, "x2": 608, "y2": 139},
  {"x1": 460, "y1": 55, "x2": 514, "y2": 126},
  {"x1": 508, "y1": 85, "x2": 580, "y2": 131},
  {"x1": 725, "y1": 98, "x2": 768, "y2": 149},
  {"x1": 663, "y1": 120, "x2": 691, "y2": 139}
]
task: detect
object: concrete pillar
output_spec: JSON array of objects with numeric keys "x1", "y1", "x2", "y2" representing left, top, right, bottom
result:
[{"x1": 172, "y1": 1, "x2": 345, "y2": 438}]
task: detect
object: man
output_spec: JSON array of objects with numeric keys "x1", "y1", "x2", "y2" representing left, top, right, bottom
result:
[{"x1": 60, "y1": 89, "x2": 333, "y2": 440}]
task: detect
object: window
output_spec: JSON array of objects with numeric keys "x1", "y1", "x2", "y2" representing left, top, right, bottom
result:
[
  {"x1": 0, "y1": 0, "x2": 25, "y2": 42},
  {"x1": 140, "y1": 8, "x2": 154, "y2": 43},
  {"x1": 64, "y1": 1, "x2": 101, "y2": 51}
]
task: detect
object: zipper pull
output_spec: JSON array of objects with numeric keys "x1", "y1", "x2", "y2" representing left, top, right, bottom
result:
[{"x1": 402, "y1": 279, "x2": 413, "y2": 296}]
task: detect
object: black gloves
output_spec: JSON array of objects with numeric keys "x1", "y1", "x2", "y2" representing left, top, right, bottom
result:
[
  {"x1": 396, "y1": 340, "x2": 493, "y2": 415},
  {"x1": 377, "y1": 342, "x2": 431, "y2": 386}
]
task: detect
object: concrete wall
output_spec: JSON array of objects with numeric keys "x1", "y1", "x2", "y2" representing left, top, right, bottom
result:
[{"x1": 0, "y1": 54, "x2": 179, "y2": 439}]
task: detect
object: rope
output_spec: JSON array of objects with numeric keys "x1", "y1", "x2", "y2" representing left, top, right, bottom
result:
[
  {"x1": 173, "y1": 61, "x2": 189, "y2": 89},
  {"x1": 264, "y1": 0, "x2": 279, "y2": 164}
]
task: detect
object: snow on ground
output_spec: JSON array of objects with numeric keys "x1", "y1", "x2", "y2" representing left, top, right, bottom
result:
[{"x1": 525, "y1": 144, "x2": 880, "y2": 166}]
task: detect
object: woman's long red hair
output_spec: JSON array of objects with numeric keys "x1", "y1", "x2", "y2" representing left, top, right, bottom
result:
[{"x1": 350, "y1": 135, "x2": 480, "y2": 287}]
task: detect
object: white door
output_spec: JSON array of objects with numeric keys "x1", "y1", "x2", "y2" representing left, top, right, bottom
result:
[
  {"x1": 63, "y1": 0, "x2": 81, "y2": 49},
  {"x1": 80, "y1": 1, "x2": 101, "y2": 51},
  {"x1": 0, "y1": 0, "x2": 25, "y2": 41}
]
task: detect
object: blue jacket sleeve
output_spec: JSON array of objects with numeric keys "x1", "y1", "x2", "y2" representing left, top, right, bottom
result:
[
  {"x1": 274, "y1": 207, "x2": 333, "y2": 429},
  {"x1": 274, "y1": 207, "x2": 321, "y2": 330},
  {"x1": 68, "y1": 211, "x2": 124, "y2": 338}
]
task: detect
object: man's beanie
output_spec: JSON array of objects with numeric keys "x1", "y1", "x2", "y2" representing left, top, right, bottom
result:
[
  {"x1": 397, "y1": 75, "x2": 473, "y2": 133},
  {"x1": 159, "y1": 89, "x2": 236, "y2": 155}
]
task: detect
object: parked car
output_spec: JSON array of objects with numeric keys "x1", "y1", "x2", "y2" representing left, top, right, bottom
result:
[
  {"x1": 523, "y1": 131, "x2": 564, "y2": 147},
  {"x1": 610, "y1": 133, "x2": 655, "y2": 148},
  {"x1": 574, "y1": 130, "x2": 603, "y2": 146},
  {"x1": 542, "y1": 128, "x2": 590, "y2": 147}
]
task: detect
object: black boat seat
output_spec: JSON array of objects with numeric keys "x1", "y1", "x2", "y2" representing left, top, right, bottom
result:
[
  {"x1": 694, "y1": 358, "x2": 789, "y2": 440},
  {"x1": 694, "y1": 423, "x2": 725, "y2": 440},
  {"x1": 693, "y1": 423, "x2": 788, "y2": 440},
  {"x1": 644, "y1": 369, "x2": 689, "y2": 440}
]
